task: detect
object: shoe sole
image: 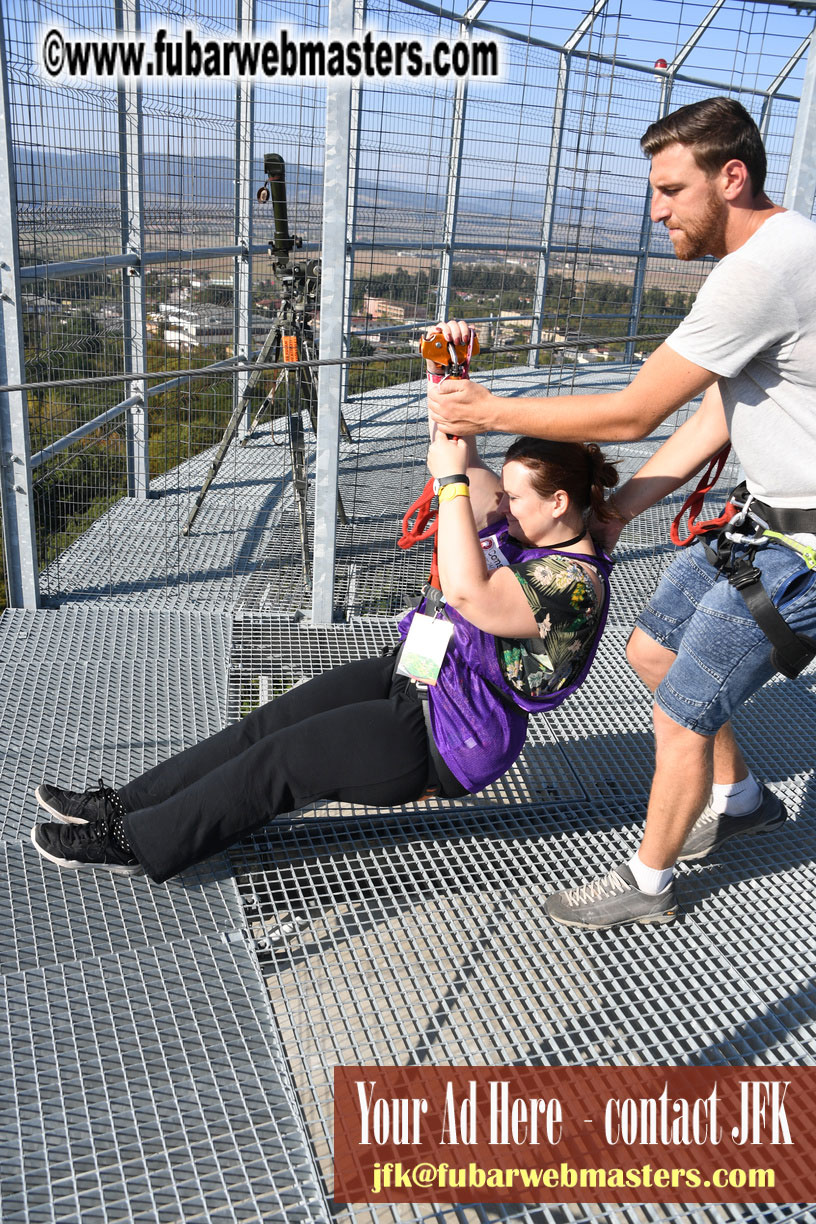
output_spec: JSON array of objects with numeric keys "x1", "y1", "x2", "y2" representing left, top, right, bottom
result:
[
  {"x1": 676, "y1": 808, "x2": 787, "y2": 862},
  {"x1": 30, "y1": 824, "x2": 144, "y2": 877},
  {"x1": 35, "y1": 785, "x2": 89, "y2": 826},
  {"x1": 549, "y1": 907, "x2": 677, "y2": 931}
]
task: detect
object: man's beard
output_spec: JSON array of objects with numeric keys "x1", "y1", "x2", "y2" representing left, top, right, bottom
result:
[{"x1": 669, "y1": 188, "x2": 727, "y2": 260}]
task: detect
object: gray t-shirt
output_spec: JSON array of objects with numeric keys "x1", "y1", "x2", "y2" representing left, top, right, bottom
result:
[{"x1": 666, "y1": 210, "x2": 816, "y2": 507}]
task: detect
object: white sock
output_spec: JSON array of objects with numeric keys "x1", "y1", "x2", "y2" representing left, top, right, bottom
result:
[
  {"x1": 628, "y1": 851, "x2": 674, "y2": 897},
  {"x1": 709, "y1": 772, "x2": 762, "y2": 816}
]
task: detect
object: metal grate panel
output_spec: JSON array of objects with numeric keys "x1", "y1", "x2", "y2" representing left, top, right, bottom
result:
[
  {"x1": 0, "y1": 607, "x2": 230, "y2": 845},
  {"x1": 0, "y1": 603, "x2": 332, "y2": 1223},
  {"x1": 40, "y1": 494, "x2": 282, "y2": 611},
  {"x1": 0, "y1": 934, "x2": 328, "y2": 1224},
  {"x1": 230, "y1": 785, "x2": 816, "y2": 1224},
  {"x1": 0, "y1": 836, "x2": 240, "y2": 977}
]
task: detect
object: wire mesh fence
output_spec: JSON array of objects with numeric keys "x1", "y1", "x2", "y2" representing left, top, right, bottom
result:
[{"x1": 1, "y1": 0, "x2": 815, "y2": 611}]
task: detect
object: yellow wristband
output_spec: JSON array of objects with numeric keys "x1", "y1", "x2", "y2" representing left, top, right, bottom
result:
[{"x1": 437, "y1": 483, "x2": 470, "y2": 503}]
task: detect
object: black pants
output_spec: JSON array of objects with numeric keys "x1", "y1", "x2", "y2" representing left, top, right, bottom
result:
[{"x1": 120, "y1": 654, "x2": 441, "y2": 883}]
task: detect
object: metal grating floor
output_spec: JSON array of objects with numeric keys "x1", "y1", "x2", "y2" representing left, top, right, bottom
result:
[
  {"x1": 0, "y1": 608, "x2": 230, "y2": 844},
  {"x1": 4, "y1": 365, "x2": 814, "y2": 1222},
  {"x1": 1, "y1": 606, "x2": 329, "y2": 1223},
  {"x1": 0, "y1": 935, "x2": 326, "y2": 1224}
]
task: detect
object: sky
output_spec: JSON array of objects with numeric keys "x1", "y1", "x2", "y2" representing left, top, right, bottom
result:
[
  {"x1": 481, "y1": 0, "x2": 813, "y2": 92},
  {"x1": 4, "y1": 1, "x2": 814, "y2": 208},
  {"x1": 6, "y1": 0, "x2": 815, "y2": 93}
]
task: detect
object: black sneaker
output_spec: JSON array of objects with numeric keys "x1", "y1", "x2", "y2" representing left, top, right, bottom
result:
[
  {"x1": 677, "y1": 785, "x2": 787, "y2": 862},
  {"x1": 31, "y1": 816, "x2": 142, "y2": 877},
  {"x1": 546, "y1": 863, "x2": 677, "y2": 930},
  {"x1": 35, "y1": 777, "x2": 122, "y2": 826}
]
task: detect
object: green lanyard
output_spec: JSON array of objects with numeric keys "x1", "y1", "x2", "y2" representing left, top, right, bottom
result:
[{"x1": 762, "y1": 528, "x2": 816, "y2": 571}]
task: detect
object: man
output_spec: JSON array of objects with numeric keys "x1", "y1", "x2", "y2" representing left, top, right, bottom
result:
[{"x1": 428, "y1": 97, "x2": 816, "y2": 930}]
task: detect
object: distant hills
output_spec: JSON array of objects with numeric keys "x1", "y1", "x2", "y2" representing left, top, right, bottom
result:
[{"x1": 14, "y1": 149, "x2": 650, "y2": 231}]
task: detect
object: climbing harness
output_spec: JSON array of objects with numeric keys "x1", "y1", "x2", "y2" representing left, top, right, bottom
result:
[
  {"x1": 671, "y1": 451, "x2": 816, "y2": 679},
  {"x1": 397, "y1": 329, "x2": 480, "y2": 589}
]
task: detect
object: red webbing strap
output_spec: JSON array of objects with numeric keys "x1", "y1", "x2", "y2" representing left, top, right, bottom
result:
[
  {"x1": 670, "y1": 442, "x2": 736, "y2": 546},
  {"x1": 398, "y1": 479, "x2": 437, "y2": 547},
  {"x1": 397, "y1": 478, "x2": 441, "y2": 588}
]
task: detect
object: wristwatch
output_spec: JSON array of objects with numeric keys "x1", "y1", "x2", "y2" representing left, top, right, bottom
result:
[{"x1": 432, "y1": 473, "x2": 469, "y2": 495}]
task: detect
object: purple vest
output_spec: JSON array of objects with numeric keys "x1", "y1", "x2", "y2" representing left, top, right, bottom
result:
[{"x1": 399, "y1": 521, "x2": 613, "y2": 793}]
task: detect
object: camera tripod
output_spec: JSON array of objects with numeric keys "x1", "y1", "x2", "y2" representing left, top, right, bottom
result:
[{"x1": 182, "y1": 154, "x2": 348, "y2": 590}]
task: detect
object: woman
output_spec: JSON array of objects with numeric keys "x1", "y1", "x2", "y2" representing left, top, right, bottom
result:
[{"x1": 30, "y1": 377, "x2": 618, "y2": 883}]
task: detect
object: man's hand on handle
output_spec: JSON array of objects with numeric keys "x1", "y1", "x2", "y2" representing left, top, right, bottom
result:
[{"x1": 424, "y1": 320, "x2": 502, "y2": 436}]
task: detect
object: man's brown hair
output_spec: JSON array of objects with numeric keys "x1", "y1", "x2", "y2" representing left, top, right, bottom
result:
[{"x1": 641, "y1": 96, "x2": 766, "y2": 195}]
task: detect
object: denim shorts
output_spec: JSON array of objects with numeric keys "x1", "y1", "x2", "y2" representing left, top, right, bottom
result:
[{"x1": 636, "y1": 538, "x2": 816, "y2": 736}]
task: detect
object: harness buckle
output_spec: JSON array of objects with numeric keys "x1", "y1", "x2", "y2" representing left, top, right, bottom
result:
[{"x1": 728, "y1": 563, "x2": 763, "y2": 592}]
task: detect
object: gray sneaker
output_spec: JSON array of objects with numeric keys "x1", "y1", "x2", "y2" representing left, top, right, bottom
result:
[
  {"x1": 546, "y1": 863, "x2": 677, "y2": 930},
  {"x1": 677, "y1": 785, "x2": 787, "y2": 862}
]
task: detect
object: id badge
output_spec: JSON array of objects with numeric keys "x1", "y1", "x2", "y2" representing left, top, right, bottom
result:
[
  {"x1": 481, "y1": 533, "x2": 509, "y2": 571},
  {"x1": 397, "y1": 613, "x2": 454, "y2": 685}
]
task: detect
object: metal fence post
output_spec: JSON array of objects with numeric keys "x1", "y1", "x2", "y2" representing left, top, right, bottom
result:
[
  {"x1": 529, "y1": 0, "x2": 609, "y2": 368},
  {"x1": 528, "y1": 49, "x2": 570, "y2": 368},
  {"x1": 116, "y1": 0, "x2": 149, "y2": 498},
  {"x1": 437, "y1": 3, "x2": 487, "y2": 325},
  {"x1": 312, "y1": 0, "x2": 355, "y2": 624},
  {"x1": 234, "y1": 0, "x2": 255, "y2": 437},
  {"x1": 341, "y1": 0, "x2": 365, "y2": 403},
  {"x1": 760, "y1": 32, "x2": 811, "y2": 141},
  {"x1": 625, "y1": 0, "x2": 726, "y2": 364},
  {"x1": 784, "y1": 22, "x2": 816, "y2": 216},
  {"x1": 0, "y1": 18, "x2": 39, "y2": 607}
]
